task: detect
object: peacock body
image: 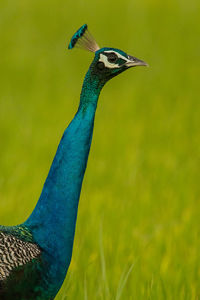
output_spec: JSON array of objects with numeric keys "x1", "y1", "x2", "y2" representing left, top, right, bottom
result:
[{"x1": 0, "y1": 24, "x2": 147, "y2": 299}]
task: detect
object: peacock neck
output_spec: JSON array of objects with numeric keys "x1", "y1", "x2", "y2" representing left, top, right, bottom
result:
[
  {"x1": 25, "y1": 69, "x2": 104, "y2": 290},
  {"x1": 79, "y1": 68, "x2": 105, "y2": 112}
]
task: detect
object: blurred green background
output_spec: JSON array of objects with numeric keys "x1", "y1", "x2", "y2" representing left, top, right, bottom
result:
[{"x1": 0, "y1": 0, "x2": 200, "y2": 299}]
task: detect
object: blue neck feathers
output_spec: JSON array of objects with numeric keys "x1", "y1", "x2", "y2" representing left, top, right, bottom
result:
[{"x1": 25, "y1": 68, "x2": 105, "y2": 291}]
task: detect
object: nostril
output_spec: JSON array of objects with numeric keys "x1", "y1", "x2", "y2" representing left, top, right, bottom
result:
[{"x1": 128, "y1": 56, "x2": 135, "y2": 61}]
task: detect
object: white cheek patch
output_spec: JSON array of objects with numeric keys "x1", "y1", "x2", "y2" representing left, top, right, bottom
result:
[{"x1": 99, "y1": 51, "x2": 130, "y2": 69}]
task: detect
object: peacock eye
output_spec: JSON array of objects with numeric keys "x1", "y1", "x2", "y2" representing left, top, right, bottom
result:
[
  {"x1": 107, "y1": 53, "x2": 118, "y2": 63},
  {"x1": 97, "y1": 62, "x2": 105, "y2": 70}
]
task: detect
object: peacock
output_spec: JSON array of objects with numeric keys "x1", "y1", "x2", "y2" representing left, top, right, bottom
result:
[{"x1": 0, "y1": 24, "x2": 147, "y2": 299}]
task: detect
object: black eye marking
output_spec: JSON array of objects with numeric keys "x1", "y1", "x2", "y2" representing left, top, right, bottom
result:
[
  {"x1": 97, "y1": 62, "x2": 105, "y2": 70},
  {"x1": 107, "y1": 52, "x2": 118, "y2": 63}
]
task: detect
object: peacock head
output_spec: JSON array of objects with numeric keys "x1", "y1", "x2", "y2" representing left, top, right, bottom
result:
[
  {"x1": 68, "y1": 24, "x2": 148, "y2": 83},
  {"x1": 91, "y1": 47, "x2": 147, "y2": 81}
]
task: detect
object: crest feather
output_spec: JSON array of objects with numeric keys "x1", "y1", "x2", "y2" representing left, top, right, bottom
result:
[{"x1": 68, "y1": 24, "x2": 100, "y2": 53}]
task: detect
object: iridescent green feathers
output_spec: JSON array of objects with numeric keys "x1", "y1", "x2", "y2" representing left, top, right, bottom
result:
[
  {"x1": 68, "y1": 24, "x2": 100, "y2": 52},
  {"x1": 0, "y1": 225, "x2": 43, "y2": 299},
  {"x1": 0, "y1": 225, "x2": 41, "y2": 281}
]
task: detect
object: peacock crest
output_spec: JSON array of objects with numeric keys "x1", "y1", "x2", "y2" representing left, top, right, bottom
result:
[{"x1": 68, "y1": 24, "x2": 100, "y2": 52}]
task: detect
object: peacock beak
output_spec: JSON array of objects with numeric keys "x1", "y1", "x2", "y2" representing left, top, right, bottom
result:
[{"x1": 125, "y1": 55, "x2": 148, "y2": 67}]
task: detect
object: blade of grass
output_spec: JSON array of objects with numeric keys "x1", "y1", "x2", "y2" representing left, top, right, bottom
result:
[
  {"x1": 84, "y1": 274, "x2": 88, "y2": 300},
  {"x1": 115, "y1": 263, "x2": 136, "y2": 300},
  {"x1": 99, "y1": 223, "x2": 110, "y2": 299}
]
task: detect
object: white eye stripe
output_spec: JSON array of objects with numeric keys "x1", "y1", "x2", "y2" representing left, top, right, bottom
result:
[
  {"x1": 99, "y1": 51, "x2": 129, "y2": 69},
  {"x1": 103, "y1": 51, "x2": 129, "y2": 63}
]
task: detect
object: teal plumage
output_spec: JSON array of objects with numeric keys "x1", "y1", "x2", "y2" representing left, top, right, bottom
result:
[
  {"x1": 0, "y1": 25, "x2": 147, "y2": 299},
  {"x1": 68, "y1": 24, "x2": 88, "y2": 49}
]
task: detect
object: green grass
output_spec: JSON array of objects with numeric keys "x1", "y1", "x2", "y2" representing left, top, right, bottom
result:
[{"x1": 0, "y1": 0, "x2": 200, "y2": 298}]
